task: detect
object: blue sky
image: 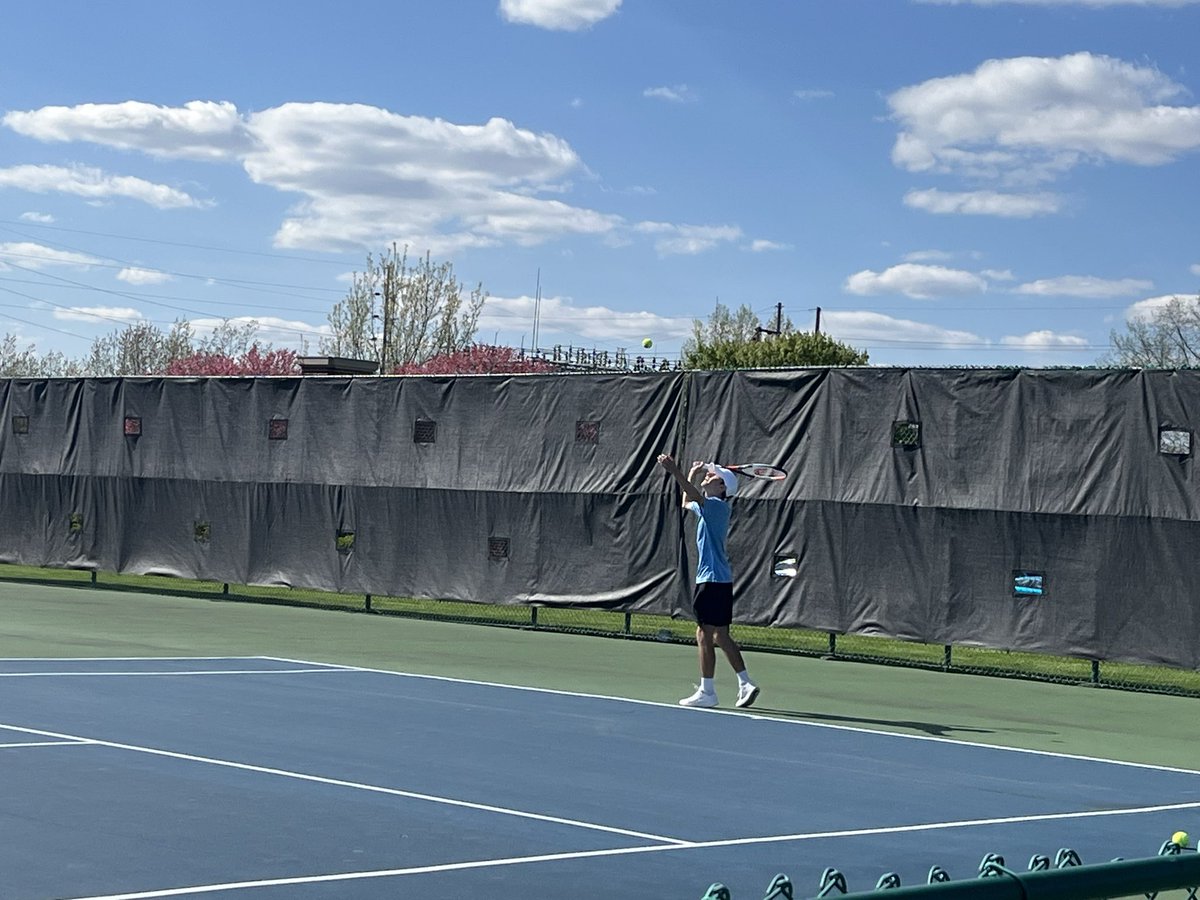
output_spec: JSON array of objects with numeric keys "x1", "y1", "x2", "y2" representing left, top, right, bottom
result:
[{"x1": 2, "y1": 0, "x2": 1199, "y2": 367}]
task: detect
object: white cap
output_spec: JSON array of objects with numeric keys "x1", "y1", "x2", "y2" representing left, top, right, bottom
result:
[{"x1": 706, "y1": 463, "x2": 738, "y2": 498}]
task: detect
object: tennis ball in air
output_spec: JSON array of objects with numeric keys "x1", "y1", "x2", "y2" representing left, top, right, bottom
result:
[
  {"x1": 642, "y1": 337, "x2": 653, "y2": 349},
  {"x1": 1173, "y1": 831, "x2": 1189, "y2": 847}
]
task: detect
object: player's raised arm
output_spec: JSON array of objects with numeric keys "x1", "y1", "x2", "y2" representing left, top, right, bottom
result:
[{"x1": 657, "y1": 454, "x2": 706, "y2": 508}]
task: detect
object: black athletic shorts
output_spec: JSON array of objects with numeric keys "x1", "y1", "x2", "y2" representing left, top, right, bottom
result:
[{"x1": 693, "y1": 581, "x2": 734, "y2": 627}]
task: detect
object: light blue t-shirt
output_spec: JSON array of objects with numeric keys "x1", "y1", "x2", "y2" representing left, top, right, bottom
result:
[{"x1": 687, "y1": 497, "x2": 732, "y2": 583}]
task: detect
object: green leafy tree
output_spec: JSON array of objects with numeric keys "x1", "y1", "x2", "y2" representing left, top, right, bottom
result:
[
  {"x1": 1106, "y1": 294, "x2": 1200, "y2": 367},
  {"x1": 682, "y1": 302, "x2": 867, "y2": 369},
  {"x1": 0, "y1": 333, "x2": 80, "y2": 376},
  {"x1": 79, "y1": 319, "x2": 266, "y2": 376},
  {"x1": 80, "y1": 320, "x2": 185, "y2": 376},
  {"x1": 320, "y1": 244, "x2": 485, "y2": 371},
  {"x1": 321, "y1": 269, "x2": 377, "y2": 362},
  {"x1": 196, "y1": 319, "x2": 260, "y2": 358},
  {"x1": 686, "y1": 301, "x2": 771, "y2": 347}
]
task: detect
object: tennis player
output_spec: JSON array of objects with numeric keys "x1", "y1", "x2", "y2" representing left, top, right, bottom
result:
[{"x1": 657, "y1": 454, "x2": 760, "y2": 709}]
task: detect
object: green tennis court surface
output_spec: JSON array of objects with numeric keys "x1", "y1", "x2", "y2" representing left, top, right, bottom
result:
[{"x1": 1, "y1": 579, "x2": 1196, "y2": 770}]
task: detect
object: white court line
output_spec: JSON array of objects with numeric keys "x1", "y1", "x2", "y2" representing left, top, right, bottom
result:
[
  {"x1": 0, "y1": 739, "x2": 92, "y2": 749},
  {"x1": 261, "y1": 656, "x2": 1200, "y2": 777},
  {"x1": 0, "y1": 668, "x2": 349, "y2": 678},
  {"x1": 0, "y1": 656, "x2": 272, "y2": 662},
  {"x1": 64, "y1": 799, "x2": 1200, "y2": 900},
  {"x1": 3, "y1": 656, "x2": 1197, "y2": 896},
  {"x1": 7, "y1": 654, "x2": 1198, "y2": 777},
  {"x1": 0, "y1": 721, "x2": 687, "y2": 846}
]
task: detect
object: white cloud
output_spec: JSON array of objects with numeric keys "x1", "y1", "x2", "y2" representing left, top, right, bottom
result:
[
  {"x1": 116, "y1": 267, "x2": 172, "y2": 285},
  {"x1": 1015, "y1": 275, "x2": 1153, "y2": 297},
  {"x1": 844, "y1": 263, "x2": 988, "y2": 298},
  {"x1": 643, "y1": 85, "x2": 697, "y2": 103},
  {"x1": 479, "y1": 293, "x2": 691, "y2": 342},
  {"x1": 888, "y1": 53, "x2": 1200, "y2": 186},
  {"x1": 635, "y1": 222, "x2": 742, "y2": 256},
  {"x1": 1190, "y1": 264, "x2": 1200, "y2": 276},
  {"x1": 0, "y1": 164, "x2": 207, "y2": 209},
  {"x1": 747, "y1": 239, "x2": 790, "y2": 252},
  {"x1": 1000, "y1": 330, "x2": 1090, "y2": 348},
  {"x1": 2, "y1": 100, "x2": 248, "y2": 161},
  {"x1": 498, "y1": 0, "x2": 621, "y2": 30},
  {"x1": 1, "y1": 99, "x2": 740, "y2": 258},
  {"x1": 904, "y1": 188, "x2": 1062, "y2": 217},
  {"x1": 244, "y1": 102, "x2": 620, "y2": 253},
  {"x1": 821, "y1": 310, "x2": 983, "y2": 346},
  {"x1": 793, "y1": 89, "x2": 834, "y2": 101},
  {"x1": 982, "y1": 269, "x2": 1016, "y2": 281},
  {"x1": 52, "y1": 306, "x2": 143, "y2": 324},
  {"x1": 903, "y1": 249, "x2": 955, "y2": 262},
  {"x1": 18, "y1": 211, "x2": 54, "y2": 223},
  {"x1": 1124, "y1": 293, "x2": 1195, "y2": 321},
  {"x1": 0, "y1": 241, "x2": 100, "y2": 269}
]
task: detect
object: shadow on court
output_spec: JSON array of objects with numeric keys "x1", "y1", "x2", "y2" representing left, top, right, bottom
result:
[{"x1": 750, "y1": 706, "x2": 1002, "y2": 737}]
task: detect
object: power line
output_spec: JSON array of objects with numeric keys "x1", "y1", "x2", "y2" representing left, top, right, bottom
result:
[
  {"x1": 0, "y1": 218, "x2": 355, "y2": 266},
  {"x1": 2, "y1": 260, "x2": 225, "y2": 320},
  {"x1": 0, "y1": 307, "x2": 91, "y2": 340},
  {"x1": 854, "y1": 343, "x2": 1112, "y2": 351},
  {"x1": 0, "y1": 274, "x2": 333, "y2": 317},
  {"x1": 0, "y1": 232, "x2": 346, "y2": 298},
  {"x1": 0, "y1": 231, "x2": 1131, "y2": 358},
  {"x1": 790, "y1": 302, "x2": 1137, "y2": 313}
]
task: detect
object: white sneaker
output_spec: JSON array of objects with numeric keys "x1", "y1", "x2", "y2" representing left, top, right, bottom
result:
[
  {"x1": 735, "y1": 681, "x2": 760, "y2": 709},
  {"x1": 679, "y1": 687, "x2": 718, "y2": 708}
]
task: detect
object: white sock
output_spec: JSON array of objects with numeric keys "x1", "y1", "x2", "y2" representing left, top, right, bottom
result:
[
  {"x1": 736, "y1": 670, "x2": 752, "y2": 685},
  {"x1": 701, "y1": 677, "x2": 715, "y2": 694}
]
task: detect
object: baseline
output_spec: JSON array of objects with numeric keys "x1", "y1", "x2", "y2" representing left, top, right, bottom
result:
[{"x1": 262, "y1": 656, "x2": 1200, "y2": 777}]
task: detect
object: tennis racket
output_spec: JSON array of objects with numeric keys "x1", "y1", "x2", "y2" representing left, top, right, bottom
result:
[{"x1": 721, "y1": 463, "x2": 788, "y2": 480}]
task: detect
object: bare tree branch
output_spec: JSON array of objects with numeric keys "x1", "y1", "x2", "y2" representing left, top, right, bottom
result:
[{"x1": 1107, "y1": 294, "x2": 1200, "y2": 367}]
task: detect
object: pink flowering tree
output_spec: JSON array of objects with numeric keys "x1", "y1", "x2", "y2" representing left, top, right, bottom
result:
[
  {"x1": 392, "y1": 344, "x2": 558, "y2": 375},
  {"x1": 165, "y1": 345, "x2": 301, "y2": 376}
]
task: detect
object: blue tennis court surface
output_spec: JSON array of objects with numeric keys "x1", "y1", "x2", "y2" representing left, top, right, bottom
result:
[{"x1": 1, "y1": 656, "x2": 1198, "y2": 899}]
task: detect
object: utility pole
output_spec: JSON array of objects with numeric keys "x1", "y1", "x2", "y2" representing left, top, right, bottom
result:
[
  {"x1": 372, "y1": 290, "x2": 386, "y2": 372},
  {"x1": 815, "y1": 306, "x2": 821, "y2": 334},
  {"x1": 532, "y1": 268, "x2": 542, "y2": 353},
  {"x1": 755, "y1": 302, "x2": 784, "y2": 341},
  {"x1": 380, "y1": 290, "x2": 390, "y2": 372},
  {"x1": 370, "y1": 290, "x2": 382, "y2": 369}
]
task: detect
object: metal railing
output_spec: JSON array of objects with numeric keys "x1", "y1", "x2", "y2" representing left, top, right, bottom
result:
[{"x1": 701, "y1": 841, "x2": 1199, "y2": 900}]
